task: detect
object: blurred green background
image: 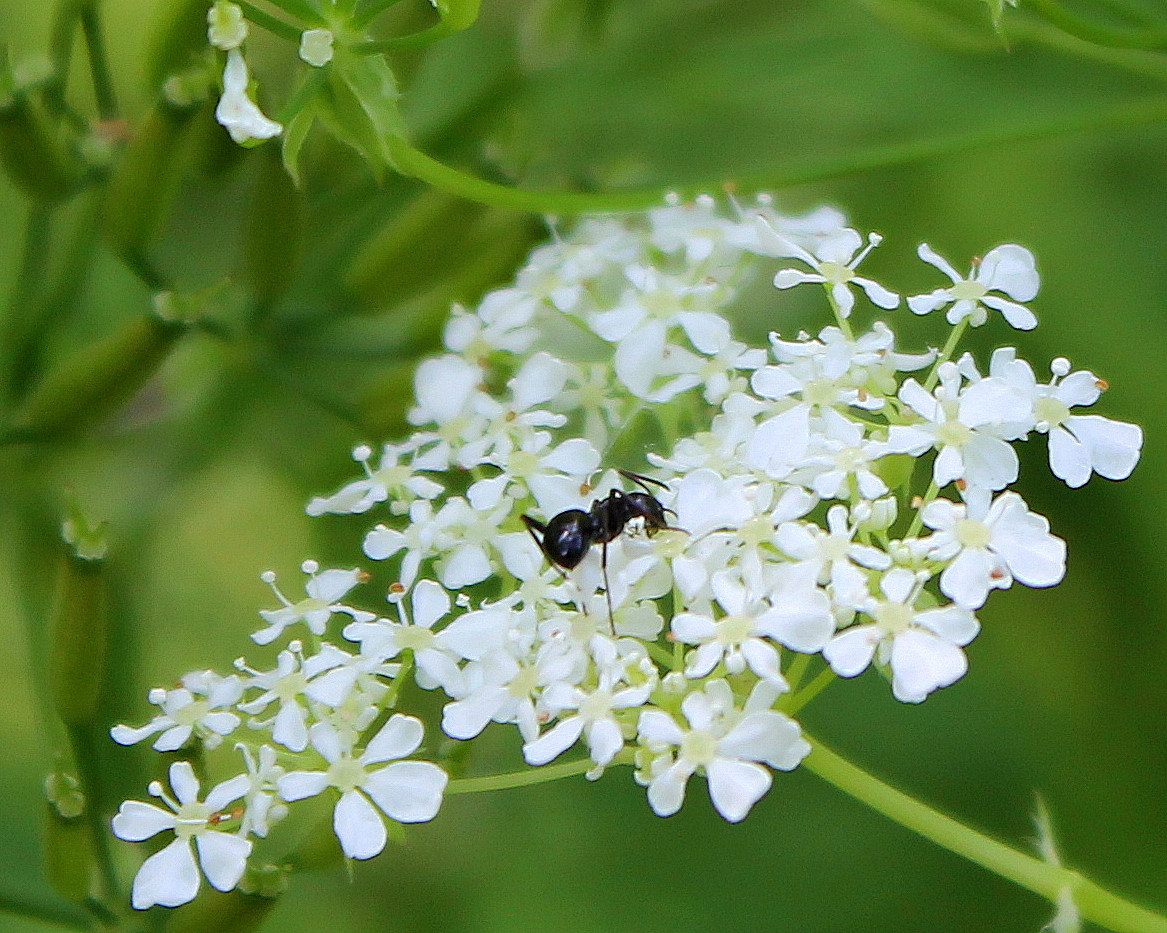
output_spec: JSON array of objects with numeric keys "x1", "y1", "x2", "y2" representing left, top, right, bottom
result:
[{"x1": 2, "y1": 0, "x2": 1166, "y2": 931}]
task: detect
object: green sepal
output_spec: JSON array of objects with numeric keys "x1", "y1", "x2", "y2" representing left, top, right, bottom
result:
[
  {"x1": 4, "y1": 313, "x2": 189, "y2": 442},
  {"x1": 315, "y1": 52, "x2": 405, "y2": 175},
  {"x1": 0, "y1": 83, "x2": 85, "y2": 203},
  {"x1": 242, "y1": 148, "x2": 304, "y2": 304},
  {"x1": 280, "y1": 101, "x2": 314, "y2": 187}
]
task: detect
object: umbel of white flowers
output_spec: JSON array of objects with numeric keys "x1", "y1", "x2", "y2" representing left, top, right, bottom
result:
[{"x1": 110, "y1": 192, "x2": 1141, "y2": 909}]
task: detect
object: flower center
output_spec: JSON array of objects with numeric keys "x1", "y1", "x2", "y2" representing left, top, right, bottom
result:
[
  {"x1": 507, "y1": 449, "x2": 541, "y2": 477},
  {"x1": 327, "y1": 757, "x2": 368, "y2": 794},
  {"x1": 716, "y1": 613, "x2": 754, "y2": 646},
  {"x1": 949, "y1": 280, "x2": 987, "y2": 301},
  {"x1": 738, "y1": 514, "x2": 773, "y2": 548},
  {"x1": 833, "y1": 445, "x2": 863, "y2": 472},
  {"x1": 173, "y1": 700, "x2": 210, "y2": 726},
  {"x1": 173, "y1": 801, "x2": 212, "y2": 839},
  {"x1": 818, "y1": 260, "x2": 854, "y2": 286},
  {"x1": 273, "y1": 672, "x2": 309, "y2": 702},
  {"x1": 873, "y1": 600, "x2": 914, "y2": 633},
  {"x1": 820, "y1": 533, "x2": 851, "y2": 563},
  {"x1": 579, "y1": 690, "x2": 614, "y2": 722},
  {"x1": 935, "y1": 419, "x2": 972, "y2": 448},
  {"x1": 396, "y1": 626, "x2": 435, "y2": 651},
  {"x1": 680, "y1": 729, "x2": 719, "y2": 766},
  {"x1": 954, "y1": 517, "x2": 992, "y2": 549},
  {"x1": 508, "y1": 664, "x2": 541, "y2": 698},
  {"x1": 1034, "y1": 396, "x2": 1070, "y2": 430},
  {"x1": 801, "y1": 378, "x2": 838, "y2": 408}
]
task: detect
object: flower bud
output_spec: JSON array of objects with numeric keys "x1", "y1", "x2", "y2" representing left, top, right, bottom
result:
[{"x1": 49, "y1": 508, "x2": 109, "y2": 726}]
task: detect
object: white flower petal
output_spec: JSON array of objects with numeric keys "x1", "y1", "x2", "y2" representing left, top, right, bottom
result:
[
  {"x1": 364, "y1": 713, "x2": 424, "y2": 764},
  {"x1": 196, "y1": 830, "x2": 252, "y2": 892},
  {"x1": 524, "y1": 717, "x2": 585, "y2": 766},
  {"x1": 112, "y1": 800, "x2": 175, "y2": 842},
  {"x1": 363, "y1": 761, "x2": 447, "y2": 823},
  {"x1": 705, "y1": 758, "x2": 771, "y2": 822},
  {"x1": 334, "y1": 789, "x2": 386, "y2": 860},
  {"x1": 131, "y1": 837, "x2": 200, "y2": 909}
]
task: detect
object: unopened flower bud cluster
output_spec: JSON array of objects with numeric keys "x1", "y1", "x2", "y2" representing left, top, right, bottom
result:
[{"x1": 109, "y1": 193, "x2": 1141, "y2": 909}]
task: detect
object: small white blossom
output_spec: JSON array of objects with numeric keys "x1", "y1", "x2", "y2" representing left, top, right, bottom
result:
[
  {"x1": 111, "y1": 670, "x2": 243, "y2": 751},
  {"x1": 254, "y1": 562, "x2": 375, "y2": 646},
  {"x1": 277, "y1": 717, "x2": 447, "y2": 860},
  {"x1": 823, "y1": 568, "x2": 979, "y2": 703},
  {"x1": 921, "y1": 491, "x2": 1066, "y2": 609},
  {"x1": 112, "y1": 762, "x2": 252, "y2": 909},
  {"x1": 758, "y1": 221, "x2": 899, "y2": 318},
  {"x1": 908, "y1": 244, "x2": 1039, "y2": 329},
  {"x1": 636, "y1": 681, "x2": 810, "y2": 822}
]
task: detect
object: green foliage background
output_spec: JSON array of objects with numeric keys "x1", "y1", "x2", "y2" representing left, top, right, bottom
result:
[{"x1": 1, "y1": 0, "x2": 1166, "y2": 931}]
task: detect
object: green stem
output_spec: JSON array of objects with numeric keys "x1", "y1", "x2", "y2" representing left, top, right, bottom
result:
[
  {"x1": 353, "y1": 0, "x2": 409, "y2": 28},
  {"x1": 384, "y1": 94, "x2": 1167, "y2": 214},
  {"x1": 79, "y1": 1, "x2": 117, "y2": 121},
  {"x1": 3, "y1": 205, "x2": 53, "y2": 403},
  {"x1": 68, "y1": 724, "x2": 120, "y2": 902},
  {"x1": 803, "y1": 736, "x2": 1167, "y2": 933},
  {"x1": 355, "y1": 22, "x2": 457, "y2": 52},
  {"x1": 236, "y1": 1, "x2": 310, "y2": 40},
  {"x1": 446, "y1": 755, "x2": 611, "y2": 794},
  {"x1": 785, "y1": 665, "x2": 835, "y2": 715},
  {"x1": 922, "y1": 319, "x2": 968, "y2": 392}
]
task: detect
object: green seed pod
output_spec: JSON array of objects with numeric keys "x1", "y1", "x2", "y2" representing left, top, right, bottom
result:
[
  {"x1": 241, "y1": 149, "x2": 303, "y2": 305},
  {"x1": 5, "y1": 312, "x2": 187, "y2": 442},
  {"x1": 49, "y1": 521, "x2": 108, "y2": 726},
  {"x1": 0, "y1": 88, "x2": 85, "y2": 203},
  {"x1": 102, "y1": 101, "x2": 202, "y2": 268},
  {"x1": 343, "y1": 188, "x2": 483, "y2": 310}
]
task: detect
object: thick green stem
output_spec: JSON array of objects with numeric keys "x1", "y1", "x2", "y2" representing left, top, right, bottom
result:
[
  {"x1": 79, "y1": 1, "x2": 117, "y2": 121},
  {"x1": 803, "y1": 736, "x2": 1167, "y2": 933}
]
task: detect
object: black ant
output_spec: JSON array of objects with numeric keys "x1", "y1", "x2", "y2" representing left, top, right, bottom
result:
[{"x1": 522, "y1": 470, "x2": 682, "y2": 632}]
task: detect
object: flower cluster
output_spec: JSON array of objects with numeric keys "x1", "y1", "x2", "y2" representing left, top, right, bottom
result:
[{"x1": 110, "y1": 192, "x2": 1141, "y2": 909}]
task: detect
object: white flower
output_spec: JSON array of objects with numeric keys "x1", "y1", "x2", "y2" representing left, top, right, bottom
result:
[
  {"x1": 636, "y1": 681, "x2": 810, "y2": 822},
  {"x1": 757, "y1": 221, "x2": 899, "y2": 318},
  {"x1": 922, "y1": 491, "x2": 1066, "y2": 609},
  {"x1": 236, "y1": 643, "x2": 358, "y2": 751},
  {"x1": 672, "y1": 569, "x2": 802, "y2": 685},
  {"x1": 215, "y1": 50, "x2": 281, "y2": 144},
  {"x1": 823, "y1": 568, "x2": 979, "y2": 703},
  {"x1": 299, "y1": 28, "x2": 334, "y2": 67},
  {"x1": 112, "y1": 762, "x2": 252, "y2": 909},
  {"x1": 277, "y1": 717, "x2": 447, "y2": 860},
  {"x1": 342, "y1": 579, "x2": 465, "y2": 694},
  {"x1": 254, "y1": 562, "x2": 375, "y2": 646},
  {"x1": 885, "y1": 364, "x2": 1030, "y2": 492},
  {"x1": 989, "y1": 349, "x2": 1142, "y2": 488},
  {"x1": 235, "y1": 744, "x2": 286, "y2": 838},
  {"x1": 908, "y1": 244, "x2": 1039, "y2": 329},
  {"x1": 775, "y1": 504, "x2": 891, "y2": 607},
  {"x1": 523, "y1": 639, "x2": 652, "y2": 769},
  {"x1": 306, "y1": 441, "x2": 445, "y2": 516},
  {"x1": 111, "y1": 670, "x2": 243, "y2": 751}
]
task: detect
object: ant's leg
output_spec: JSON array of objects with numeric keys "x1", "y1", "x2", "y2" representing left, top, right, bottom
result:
[{"x1": 601, "y1": 539, "x2": 615, "y2": 636}]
